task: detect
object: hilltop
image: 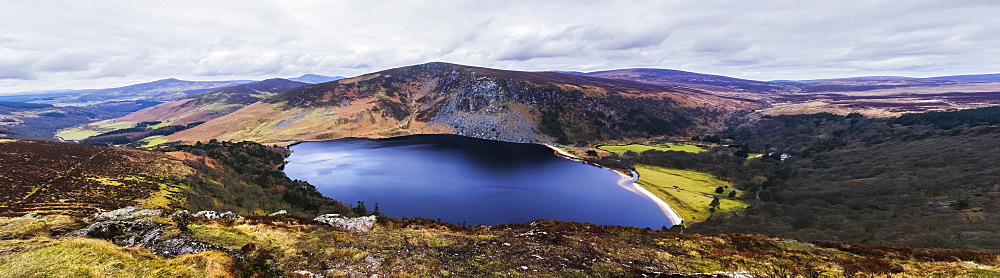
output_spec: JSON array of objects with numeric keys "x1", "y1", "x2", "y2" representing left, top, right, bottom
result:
[{"x1": 166, "y1": 62, "x2": 756, "y2": 146}]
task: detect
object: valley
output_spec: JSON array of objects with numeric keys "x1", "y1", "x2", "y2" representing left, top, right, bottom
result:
[{"x1": 3, "y1": 62, "x2": 1000, "y2": 277}]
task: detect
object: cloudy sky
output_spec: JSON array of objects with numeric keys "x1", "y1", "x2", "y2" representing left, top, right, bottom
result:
[{"x1": 2, "y1": 0, "x2": 999, "y2": 93}]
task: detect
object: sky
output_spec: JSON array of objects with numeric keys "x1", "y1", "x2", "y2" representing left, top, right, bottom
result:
[{"x1": 2, "y1": 0, "x2": 999, "y2": 94}]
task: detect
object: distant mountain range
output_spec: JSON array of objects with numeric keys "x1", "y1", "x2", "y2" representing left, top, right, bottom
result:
[
  {"x1": 26, "y1": 78, "x2": 246, "y2": 106},
  {"x1": 61, "y1": 78, "x2": 310, "y2": 143},
  {"x1": 103, "y1": 78, "x2": 308, "y2": 126},
  {"x1": 289, "y1": 74, "x2": 346, "y2": 84}
]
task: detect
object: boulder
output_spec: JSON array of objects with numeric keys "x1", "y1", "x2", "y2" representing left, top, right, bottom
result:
[{"x1": 313, "y1": 214, "x2": 376, "y2": 233}]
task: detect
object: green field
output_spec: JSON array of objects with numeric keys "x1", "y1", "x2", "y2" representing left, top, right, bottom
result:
[
  {"x1": 600, "y1": 143, "x2": 707, "y2": 155},
  {"x1": 633, "y1": 165, "x2": 747, "y2": 224},
  {"x1": 56, "y1": 121, "x2": 138, "y2": 140},
  {"x1": 138, "y1": 136, "x2": 169, "y2": 148}
]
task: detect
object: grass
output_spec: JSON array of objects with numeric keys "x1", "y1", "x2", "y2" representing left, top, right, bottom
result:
[
  {"x1": 139, "y1": 136, "x2": 169, "y2": 148},
  {"x1": 633, "y1": 165, "x2": 748, "y2": 224},
  {"x1": 0, "y1": 215, "x2": 81, "y2": 240},
  {"x1": 600, "y1": 143, "x2": 708, "y2": 155},
  {"x1": 55, "y1": 127, "x2": 103, "y2": 141},
  {"x1": 0, "y1": 237, "x2": 235, "y2": 278}
]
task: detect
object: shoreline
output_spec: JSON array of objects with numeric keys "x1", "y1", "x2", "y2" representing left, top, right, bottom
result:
[
  {"x1": 616, "y1": 170, "x2": 684, "y2": 227},
  {"x1": 544, "y1": 144, "x2": 685, "y2": 226}
]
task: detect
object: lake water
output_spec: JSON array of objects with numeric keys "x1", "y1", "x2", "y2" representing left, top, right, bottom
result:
[{"x1": 284, "y1": 134, "x2": 672, "y2": 228}]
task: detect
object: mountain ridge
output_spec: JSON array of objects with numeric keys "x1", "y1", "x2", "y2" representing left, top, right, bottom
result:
[{"x1": 167, "y1": 62, "x2": 754, "y2": 145}]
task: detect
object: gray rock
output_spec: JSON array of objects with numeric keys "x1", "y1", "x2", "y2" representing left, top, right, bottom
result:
[
  {"x1": 313, "y1": 214, "x2": 377, "y2": 233},
  {"x1": 193, "y1": 210, "x2": 244, "y2": 220},
  {"x1": 219, "y1": 211, "x2": 244, "y2": 219},
  {"x1": 269, "y1": 210, "x2": 288, "y2": 216},
  {"x1": 92, "y1": 206, "x2": 161, "y2": 222}
]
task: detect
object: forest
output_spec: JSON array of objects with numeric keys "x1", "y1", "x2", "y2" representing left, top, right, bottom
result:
[{"x1": 687, "y1": 108, "x2": 1000, "y2": 251}]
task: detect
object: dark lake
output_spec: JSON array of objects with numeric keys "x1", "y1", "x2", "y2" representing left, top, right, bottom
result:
[{"x1": 284, "y1": 134, "x2": 672, "y2": 228}]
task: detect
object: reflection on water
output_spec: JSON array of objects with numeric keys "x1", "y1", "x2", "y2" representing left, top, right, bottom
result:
[{"x1": 284, "y1": 135, "x2": 670, "y2": 228}]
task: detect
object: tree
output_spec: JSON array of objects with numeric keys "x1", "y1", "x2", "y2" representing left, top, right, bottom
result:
[
  {"x1": 715, "y1": 186, "x2": 725, "y2": 194},
  {"x1": 586, "y1": 150, "x2": 598, "y2": 156},
  {"x1": 354, "y1": 201, "x2": 368, "y2": 216},
  {"x1": 709, "y1": 197, "x2": 721, "y2": 208}
]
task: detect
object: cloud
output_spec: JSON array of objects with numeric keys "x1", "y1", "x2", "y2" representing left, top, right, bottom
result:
[{"x1": 1, "y1": 0, "x2": 999, "y2": 93}]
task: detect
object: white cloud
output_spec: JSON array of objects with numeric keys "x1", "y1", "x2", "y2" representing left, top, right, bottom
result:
[{"x1": 1, "y1": 0, "x2": 999, "y2": 93}]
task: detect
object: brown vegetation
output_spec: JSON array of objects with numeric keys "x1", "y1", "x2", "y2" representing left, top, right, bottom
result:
[{"x1": 0, "y1": 140, "x2": 192, "y2": 217}]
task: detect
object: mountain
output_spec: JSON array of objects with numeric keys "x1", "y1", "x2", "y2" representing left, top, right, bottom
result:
[
  {"x1": 926, "y1": 73, "x2": 1000, "y2": 82},
  {"x1": 289, "y1": 74, "x2": 346, "y2": 84},
  {"x1": 583, "y1": 68, "x2": 796, "y2": 99},
  {"x1": 32, "y1": 78, "x2": 243, "y2": 106},
  {"x1": 56, "y1": 78, "x2": 309, "y2": 143},
  {"x1": 166, "y1": 62, "x2": 760, "y2": 145}
]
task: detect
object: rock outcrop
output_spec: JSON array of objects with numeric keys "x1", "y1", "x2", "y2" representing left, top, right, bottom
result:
[{"x1": 69, "y1": 207, "x2": 231, "y2": 258}]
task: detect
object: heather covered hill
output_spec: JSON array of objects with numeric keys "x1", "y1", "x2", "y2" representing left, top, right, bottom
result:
[
  {"x1": 167, "y1": 62, "x2": 757, "y2": 145},
  {"x1": 0, "y1": 139, "x2": 349, "y2": 217}
]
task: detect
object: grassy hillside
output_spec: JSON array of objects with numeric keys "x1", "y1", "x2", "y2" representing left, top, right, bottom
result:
[{"x1": 1, "y1": 213, "x2": 996, "y2": 277}]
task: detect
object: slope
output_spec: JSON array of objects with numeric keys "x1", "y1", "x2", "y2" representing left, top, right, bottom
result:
[
  {"x1": 168, "y1": 62, "x2": 758, "y2": 145},
  {"x1": 58, "y1": 79, "x2": 308, "y2": 142}
]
